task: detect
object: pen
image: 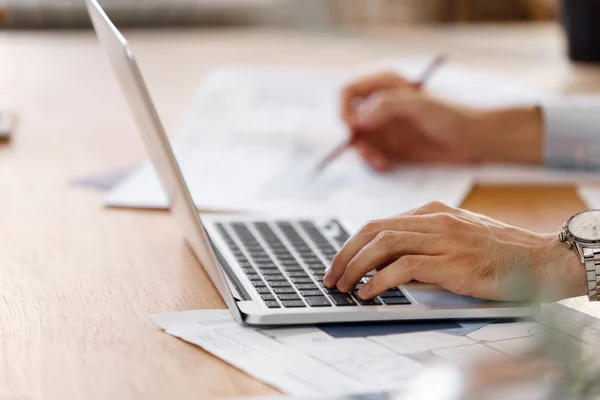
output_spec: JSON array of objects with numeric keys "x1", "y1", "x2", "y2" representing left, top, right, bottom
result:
[{"x1": 311, "y1": 55, "x2": 446, "y2": 178}]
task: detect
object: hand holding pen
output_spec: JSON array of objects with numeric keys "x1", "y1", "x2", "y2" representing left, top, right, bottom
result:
[{"x1": 312, "y1": 55, "x2": 494, "y2": 176}]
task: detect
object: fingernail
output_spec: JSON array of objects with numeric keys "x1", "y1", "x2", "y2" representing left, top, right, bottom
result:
[
  {"x1": 323, "y1": 272, "x2": 333, "y2": 288},
  {"x1": 355, "y1": 114, "x2": 372, "y2": 129},
  {"x1": 371, "y1": 157, "x2": 386, "y2": 170},
  {"x1": 358, "y1": 285, "x2": 370, "y2": 299}
]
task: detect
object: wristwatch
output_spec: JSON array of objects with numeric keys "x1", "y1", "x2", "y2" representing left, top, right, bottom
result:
[{"x1": 559, "y1": 209, "x2": 600, "y2": 301}]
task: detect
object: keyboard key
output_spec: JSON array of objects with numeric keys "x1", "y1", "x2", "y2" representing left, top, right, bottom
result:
[
  {"x1": 282, "y1": 300, "x2": 306, "y2": 308},
  {"x1": 247, "y1": 273, "x2": 260, "y2": 280},
  {"x1": 313, "y1": 274, "x2": 325, "y2": 280},
  {"x1": 242, "y1": 267, "x2": 255, "y2": 274},
  {"x1": 295, "y1": 283, "x2": 318, "y2": 290},
  {"x1": 274, "y1": 287, "x2": 297, "y2": 294},
  {"x1": 302, "y1": 257, "x2": 322, "y2": 263},
  {"x1": 255, "y1": 260, "x2": 278, "y2": 267},
  {"x1": 260, "y1": 269, "x2": 282, "y2": 275},
  {"x1": 281, "y1": 265, "x2": 304, "y2": 272},
  {"x1": 251, "y1": 280, "x2": 266, "y2": 288},
  {"x1": 325, "y1": 220, "x2": 351, "y2": 241},
  {"x1": 265, "y1": 301, "x2": 281, "y2": 308},
  {"x1": 380, "y1": 290, "x2": 404, "y2": 298},
  {"x1": 256, "y1": 287, "x2": 271, "y2": 294},
  {"x1": 301, "y1": 289, "x2": 324, "y2": 297},
  {"x1": 264, "y1": 274, "x2": 287, "y2": 281},
  {"x1": 382, "y1": 297, "x2": 411, "y2": 305},
  {"x1": 288, "y1": 271, "x2": 309, "y2": 277},
  {"x1": 281, "y1": 260, "x2": 301, "y2": 267},
  {"x1": 291, "y1": 277, "x2": 313, "y2": 284},
  {"x1": 278, "y1": 293, "x2": 301, "y2": 301},
  {"x1": 252, "y1": 257, "x2": 272, "y2": 264},
  {"x1": 306, "y1": 296, "x2": 331, "y2": 307},
  {"x1": 270, "y1": 281, "x2": 292, "y2": 288},
  {"x1": 261, "y1": 294, "x2": 276, "y2": 301},
  {"x1": 330, "y1": 293, "x2": 355, "y2": 306},
  {"x1": 323, "y1": 287, "x2": 341, "y2": 294},
  {"x1": 353, "y1": 291, "x2": 382, "y2": 305}
]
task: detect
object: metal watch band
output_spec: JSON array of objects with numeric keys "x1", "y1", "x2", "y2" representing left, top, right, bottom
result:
[{"x1": 583, "y1": 247, "x2": 600, "y2": 301}]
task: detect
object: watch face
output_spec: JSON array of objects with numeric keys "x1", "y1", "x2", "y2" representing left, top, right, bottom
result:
[{"x1": 567, "y1": 210, "x2": 600, "y2": 241}]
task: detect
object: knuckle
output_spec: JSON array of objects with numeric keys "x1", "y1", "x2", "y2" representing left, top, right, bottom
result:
[
  {"x1": 401, "y1": 255, "x2": 426, "y2": 272},
  {"x1": 361, "y1": 219, "x2": 383, "y2": 235},
  {"x1": 436, "y1": 212, "x2": 459, "y2": 227},
  {"x1": 375, "y1": 230, "x2": 398, "y2": 247},
  {"x1": 422, "y1": 200, "x2": 449, "y2": 212}
]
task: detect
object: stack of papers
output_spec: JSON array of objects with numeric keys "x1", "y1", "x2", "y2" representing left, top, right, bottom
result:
[{"x1": 151, "y1": 304, "x2": 600, "y2": 398}]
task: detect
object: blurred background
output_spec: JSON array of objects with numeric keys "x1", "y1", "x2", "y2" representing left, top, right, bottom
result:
[{"x1": 0, "y1": 0, "x2": 558, "y2": 29}]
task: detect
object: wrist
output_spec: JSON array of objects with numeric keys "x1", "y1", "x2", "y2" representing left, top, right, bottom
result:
[
  {"x1": 534, "y1": 234, "x2": 587, "y2": 302},
  {"x1": 470, "y1": 106, "x2": 544, "y2": 165}
]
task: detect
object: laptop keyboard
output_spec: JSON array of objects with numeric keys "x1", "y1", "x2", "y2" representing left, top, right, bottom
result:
[{"x1": 215, "y1": 220, "x2": 412, "y2": 309}]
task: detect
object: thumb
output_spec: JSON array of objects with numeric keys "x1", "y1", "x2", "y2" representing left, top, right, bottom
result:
[{"x1": 352, "y1": 90, "x2": 430, "y2": 131}]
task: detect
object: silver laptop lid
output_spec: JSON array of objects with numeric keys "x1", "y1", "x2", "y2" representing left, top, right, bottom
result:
[{"x1": 85, "y1": 0, "x2": 243, "y2": 322}]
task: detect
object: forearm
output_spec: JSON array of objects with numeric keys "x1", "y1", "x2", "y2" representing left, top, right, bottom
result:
[
  {"x1": 472, "y1": 106, "x2": 544, "y2": 164},
  {"x1": 472, "y1": 97, "x2": 600, "y2": 169}
]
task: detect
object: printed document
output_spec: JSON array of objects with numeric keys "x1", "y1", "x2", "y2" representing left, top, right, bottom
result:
[{"x1": 151, "y1": 304, "x2": 600, "y2": 397}]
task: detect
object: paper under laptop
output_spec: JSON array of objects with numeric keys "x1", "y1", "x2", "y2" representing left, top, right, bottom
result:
[{"x1": 151, "y1": 303, "x2": 596, "y2": 399}]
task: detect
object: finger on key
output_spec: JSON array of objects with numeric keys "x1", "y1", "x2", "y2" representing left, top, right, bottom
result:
[
  {"x1": 336, "y1": 232, "x2": 434, "y2": 292},
  {"x1": 357, "y1": 256, "x2": 439, "y2": 299},
  {"x1": 324, "y1": 216, "x2": 439, "y2": 288}
]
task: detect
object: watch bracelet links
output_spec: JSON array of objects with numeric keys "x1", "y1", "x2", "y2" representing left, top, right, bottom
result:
[{"x1": 584, "y1": 247, "x2": 600, "y2": 301}]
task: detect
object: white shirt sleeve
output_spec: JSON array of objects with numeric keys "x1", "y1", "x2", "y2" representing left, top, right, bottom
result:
[{"x1": 541, "y1": 96, "x2": 600, "y2": 170}]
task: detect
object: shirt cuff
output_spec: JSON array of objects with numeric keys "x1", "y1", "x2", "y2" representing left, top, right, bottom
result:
[{"x1": 542, "y1": 96, "x2": 600, "y2": 170}]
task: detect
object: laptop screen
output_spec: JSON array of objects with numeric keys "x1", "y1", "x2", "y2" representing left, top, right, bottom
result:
[{"x1": 85, "y1": 0, "x2": 243, "y2": 322}]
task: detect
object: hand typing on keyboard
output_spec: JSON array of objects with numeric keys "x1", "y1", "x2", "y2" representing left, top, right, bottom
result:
[{"x1": 324, "y1": 201, "x2": 587, "y2": 302}]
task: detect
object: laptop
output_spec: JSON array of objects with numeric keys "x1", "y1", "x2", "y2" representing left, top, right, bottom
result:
[{"x1": 86, "y1": 0, "x2": 538, "y2": 325}]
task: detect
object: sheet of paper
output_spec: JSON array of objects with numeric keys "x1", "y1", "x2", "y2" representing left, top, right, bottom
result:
[
  {"x1": 105, "y1": 61, "x2": 600, "y2": 216},
  {"x1": 152, "y1": 310, "x2": 422, "y2": 396},
  {"x1": 104, "y1": 59, "x2": 554, "y2": 216},
  {"x1": 150, "y1": 304, "x2": 600, "y2": 397},
  {"x1": 577, "y1": 184, "x2": 600, "y2": 208}
]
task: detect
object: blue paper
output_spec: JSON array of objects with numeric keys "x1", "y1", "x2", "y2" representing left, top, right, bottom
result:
[
  {"x1": 318, "y1": 320, "x2": 461, "y2": 338},
  {"x1": 71, "y1": 166, "x2": 135, "y2": 191},
  {"x1": 442, "y1": 320, "x2": 495, "y2": 336}
]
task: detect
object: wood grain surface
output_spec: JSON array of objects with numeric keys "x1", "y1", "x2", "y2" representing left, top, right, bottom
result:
[{"x1": 1, "y1": 24, "x2": 600, "y2": 399}]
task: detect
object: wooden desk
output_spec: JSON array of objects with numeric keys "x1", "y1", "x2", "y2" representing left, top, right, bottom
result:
[{"x1": 1, "y1": 24, "x2": 600, "y2": 399}]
